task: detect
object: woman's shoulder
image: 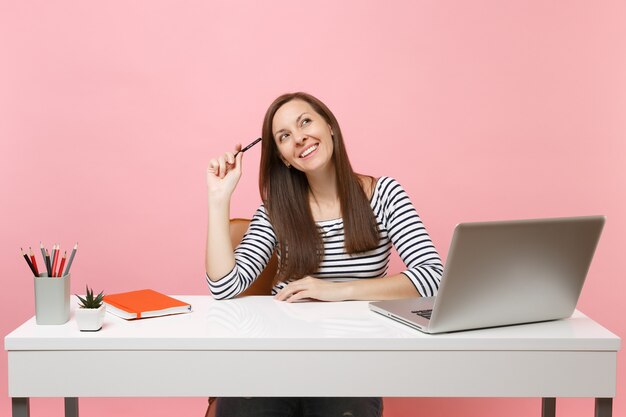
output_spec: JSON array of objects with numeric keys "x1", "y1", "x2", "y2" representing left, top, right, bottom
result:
[
  {"x1": 358, "y1": 175, "x2": 403, "y2": 197},
  {"x1": 357, "y1": 174, "x2": 377, "y2": 200},
  {"x1": 251, "y1": 204, "x2": 272, "y2": 222},
  {"x1": 374, "y1": 175, "x2": 401, "y2": 186},
  {"x1": 369, "y1": 176, "x2": 412, "y2": 210}
]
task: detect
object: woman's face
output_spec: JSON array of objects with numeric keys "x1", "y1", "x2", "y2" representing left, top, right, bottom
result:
[{"x1": 272, "y1": 99, "x2": 334, "y2": 175}]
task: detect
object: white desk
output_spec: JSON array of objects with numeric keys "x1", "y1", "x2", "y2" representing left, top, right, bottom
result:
[{"x1": 5, "y1": 296, "x2": 620, "y2": 417}]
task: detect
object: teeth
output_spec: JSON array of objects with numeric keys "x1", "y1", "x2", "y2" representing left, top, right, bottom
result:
[{"x1": 300, "y1": 144, "x2": 318, "y2": 158}]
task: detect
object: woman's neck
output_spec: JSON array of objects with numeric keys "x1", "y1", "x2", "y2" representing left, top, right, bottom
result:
[
  {"x1": 306, "y1": 165, "x2": 340, "y2": 220},
  {"x1": 306, "y1": 164, "x2": 338, "y2": 202}
]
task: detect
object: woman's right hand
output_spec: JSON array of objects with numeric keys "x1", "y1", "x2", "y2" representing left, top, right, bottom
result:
[{"x1": 206, "y1": 144, "x2": 243, "y2": 202}]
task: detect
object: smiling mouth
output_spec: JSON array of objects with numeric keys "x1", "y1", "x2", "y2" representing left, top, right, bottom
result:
[{"x1": 299, "y1": 144, "x2": 319, "y2": 158}]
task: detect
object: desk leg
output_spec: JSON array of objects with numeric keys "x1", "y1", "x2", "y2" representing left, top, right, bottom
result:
[
  {"x1": 65, "y1": 397, "x2": 79, "y2": 417},
  {"x1": 595, "y1": 398, "x2": 612, "y2": 417},
  {"x1": 12, "y1": 398, "x2": 30, "y2": 417},
  {"x1": 541, "y1": 397, "x2": 556, "y2": 417}
]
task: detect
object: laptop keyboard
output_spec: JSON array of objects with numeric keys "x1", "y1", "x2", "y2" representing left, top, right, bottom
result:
[{"x1": 411, "y1": 309, "x2": 432, "y2": 319}]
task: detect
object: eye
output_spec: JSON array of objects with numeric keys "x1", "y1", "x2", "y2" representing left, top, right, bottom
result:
[
  {"x1": 300, "y1": 117, "x2": 312, "y2": 127},
  {"x1": 278, "y1": 133, "x2": 290, "y2": 142}
]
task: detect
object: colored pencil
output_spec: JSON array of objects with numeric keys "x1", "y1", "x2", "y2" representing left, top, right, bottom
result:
[
  {"x1": 51, "y1": 244, "x2": 57, "y2": 275},
  {"x1": 40, "y1": 242, "x2": 50, "y2": 276},
  {"x1": 64, "y1": 243, "x2": 78, "y2": 276},
  {"x1": 21, "y1": 248, "x2": 37, "y2": 276},
  {"x1": 57, "y1": 252, "x2": 67, "y2": 278},
  {"x1": 29, "y1": 247, "x2": 39, "y2": 276},
  {"x1": 45, "y1": 249, "x2": 51, "y2": 277},
  {"x1": 52, "y1": 244, "x2": 61, "y2": 277}
]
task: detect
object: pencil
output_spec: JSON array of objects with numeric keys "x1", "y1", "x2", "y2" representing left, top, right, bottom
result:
[
  {"x1": 51, "y1": 244, "x2": 59, "y2": 277},
  {"x1": 57, "y1": 251, "x2": 67, "y2": 278},
  {"x1": 64, "y1": 243, "x2": 78, "y2": 276},
  {"x1": 45, "y1": 249, "x2": 51, "y2": 277},
  {"x1": 233, "y1": 137, "x2": 262, "y2": 158},
  {"x1": 21, "y1": 248, "x2": 37, "y2": 276},
  {"x1": 49, "y1": 244, "x2": 56, "y2": 276},
  {"x1": 29, "y1": 247, "x2": 39, "y2": 276},
  {"x1": 40, "y1": 242, "x2": 50, "y2": 276},
  {"x1": 50, "y1": 244, "x2": 55, "y2": 276}
]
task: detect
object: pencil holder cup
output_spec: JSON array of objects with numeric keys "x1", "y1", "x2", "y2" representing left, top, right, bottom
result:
[{"x1": 33, "y1": 273, "x2": 70, "y2": 325}]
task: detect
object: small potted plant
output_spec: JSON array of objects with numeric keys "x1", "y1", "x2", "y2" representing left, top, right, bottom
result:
[{"x1": 75, "y1": 286, "x2": 106, "y2": 331}]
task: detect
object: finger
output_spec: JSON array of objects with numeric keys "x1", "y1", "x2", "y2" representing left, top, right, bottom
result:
[
  {"x1": 208, "y1": 161, "x2": 223, "y2": 177},
  {"x1": 232, "y1": 149, "x2": 242, "y2": 173},
  {"x1": 281, "y1": 278, "x2": 311, "y2": 296},
  {"x1": 273, "y1": 287, "x2": 285, "y2": 301},
  {"x1": 230, "y1": 144, "x2": 243, "y2": 169},
  {"x1": 217, "y1": 156, "x2": 227, "y2": 178},
  {"x1": 287, "y1": 290, "x2": 311, "y2": 303},
  {"x1": 275, "y1": 282, "x2": 301, "y2": 301},
  {"x1": 207, "y1": 159, "x2": 219, "y2": 175},
  {"x1": 275, "y1": 287, "x2": 292, "y2": 301},
  {"x1": 225, "y1": 152, "x2": 235, "y2": 165}
]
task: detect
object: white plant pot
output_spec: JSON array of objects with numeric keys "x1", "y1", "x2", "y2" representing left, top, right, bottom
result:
[{"x1": 75, "y1": 304, "x2": 106, "y2": 331}]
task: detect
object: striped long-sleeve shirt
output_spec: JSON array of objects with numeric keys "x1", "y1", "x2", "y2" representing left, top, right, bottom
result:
[{"x1": 207, "y1": 176, "x2": 443, "y2": 300}]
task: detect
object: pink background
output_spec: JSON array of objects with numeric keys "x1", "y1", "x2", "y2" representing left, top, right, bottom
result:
[{"x1": 1, "y1": 1, "x2": 624, "y2": 416}]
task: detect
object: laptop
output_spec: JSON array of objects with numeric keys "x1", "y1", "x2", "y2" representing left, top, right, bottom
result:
[{"x1": 369, "y1": 216, "x2": 605, "y2": 334}]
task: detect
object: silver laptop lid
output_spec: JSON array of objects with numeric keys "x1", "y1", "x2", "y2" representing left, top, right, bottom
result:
[{"x1": 427, "y1": 215, "x2": 605, "y2": 333}]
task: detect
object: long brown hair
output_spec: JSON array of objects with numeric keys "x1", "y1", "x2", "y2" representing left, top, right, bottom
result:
[{"x1": 259, "y1": 92, "x2": 379, "y2": 281}]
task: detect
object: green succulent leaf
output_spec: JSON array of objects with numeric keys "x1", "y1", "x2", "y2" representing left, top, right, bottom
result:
[{"x1": 76, "y1": 285, "x2": 105, "y2": 308}]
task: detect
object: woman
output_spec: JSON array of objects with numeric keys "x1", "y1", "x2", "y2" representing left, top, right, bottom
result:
[{"x1": 205, "y1": 92, "x2": 443, "y2": 417}]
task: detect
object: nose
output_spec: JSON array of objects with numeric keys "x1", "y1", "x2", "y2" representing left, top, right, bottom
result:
[{"x1": 294, "y1": 132, "x2": 307, "y2": 145}]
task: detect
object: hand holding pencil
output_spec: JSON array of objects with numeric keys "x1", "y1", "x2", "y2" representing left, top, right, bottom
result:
[{"x1": 206, "y1": 137, "x2": 261, "y2": 200}]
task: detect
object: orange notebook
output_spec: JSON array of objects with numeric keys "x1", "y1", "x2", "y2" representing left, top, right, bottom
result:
[{"x1": 103, "y1": 289, "x2": 192, "y2": 320}]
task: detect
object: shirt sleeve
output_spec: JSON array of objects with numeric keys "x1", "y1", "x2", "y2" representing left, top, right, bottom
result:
[
  {"x1": 206, "y1": 206, "x2": 277, "y2": 300},
  {"x1": 379, "y1": 177, "x2": 444, "y2": 297}
]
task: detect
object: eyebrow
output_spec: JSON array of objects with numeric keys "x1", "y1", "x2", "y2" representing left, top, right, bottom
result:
[{"x1": 274, "y1": 112, "x2": 310, "y2": 137}]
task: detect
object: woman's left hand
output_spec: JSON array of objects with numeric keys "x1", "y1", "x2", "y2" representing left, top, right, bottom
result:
[{"x1": 274, "y1": 276, "x2": 349, "y2": 302}]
